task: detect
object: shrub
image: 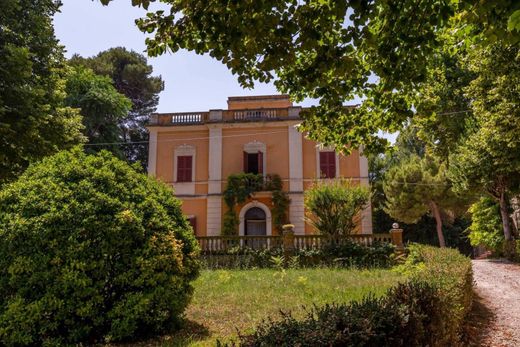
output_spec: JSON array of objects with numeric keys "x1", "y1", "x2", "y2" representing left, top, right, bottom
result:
[
  {"x1": 201, "y1": 241, "x2": 395, "y2": 269},
  {"x1": 304, "y1": 180, "x2": 369, "y2": 236},
  {"x1": 0, "y1": 149, "x2": 200, "y2": 345},
  {"x1": 466, "y1": 196, "x2": 504, "y2": 254},
  {"x1": 235, "y1": 245, "x2": 472, "y2": 346}
]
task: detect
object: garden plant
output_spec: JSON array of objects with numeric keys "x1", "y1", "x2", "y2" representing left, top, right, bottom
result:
[{"x1": 0, "y1": 149, "x2": 200, "y2": 345}]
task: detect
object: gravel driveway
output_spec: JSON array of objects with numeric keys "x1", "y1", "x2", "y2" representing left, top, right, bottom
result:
[{"x1": 471, "y1": 259, "x2": 520, "y2": 346}]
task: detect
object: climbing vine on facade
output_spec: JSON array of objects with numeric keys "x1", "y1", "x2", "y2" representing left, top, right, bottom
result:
[{"x1": 222, "y1": 173, "x2": 290, "y2": 235}]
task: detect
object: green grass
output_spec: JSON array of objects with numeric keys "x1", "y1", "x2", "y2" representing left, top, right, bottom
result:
[{"x1": 157, "y1": 267, "x2": 405, "y2": 346}]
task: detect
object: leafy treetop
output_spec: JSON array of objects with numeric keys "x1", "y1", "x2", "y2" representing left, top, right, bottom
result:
[
  {"x1": 70, "y1": 47, "x2": 165, "y2": 167},
  {"x1": 0, "y1": 0, "x2": 85, "y2": 183},
  {"x1": 100, "y1": 0, "x2": 520, "y2": 153}
]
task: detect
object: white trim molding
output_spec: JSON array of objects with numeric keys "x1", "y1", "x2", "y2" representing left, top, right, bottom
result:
[
  {"x1": 359, "y1": 146, "x2": 373, "y2": 234},
  {"x1": 289, "y1": 193, "x2": 305, "y2": 235},
  {"x1": 173, "y1": 144, "x2": 196, "y2": 195},
  {"x1": 206, "y1": 196, "x2": 222, "y2": 236},
  {"x1": 239, "y1": 200, "x2": 272, "y2": 236},
  {"x1": 288, "y1": 124, "x2": 303, "y2": 192},
  {"x1": 147, "y1": 128, "x2": 158, "y2": 177},
  {"x1": 315, "y1": 145, "x2": 340, "y2": 179},
  {"x1": 208, "y1": 126, "x2": 222, "y2": 194},
  {"x1": 243, "y1": 141, "x2": 267, "y2": 176}
]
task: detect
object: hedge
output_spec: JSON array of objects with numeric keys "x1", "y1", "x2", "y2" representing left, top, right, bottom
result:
[{"x1": 234, "y1": 244, "x2": 473, "y2": 346}]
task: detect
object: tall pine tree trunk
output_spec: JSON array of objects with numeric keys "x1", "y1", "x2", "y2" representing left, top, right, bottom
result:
[
  {"x1": 498, "y1": 189, "x2": 515, "y2": 257},
  {"x1": 430, "y1": 201, "x2": 446, "y2": 248},
  {"x1": 499, "y1": 190, "x2": 513, "y2": 241}
]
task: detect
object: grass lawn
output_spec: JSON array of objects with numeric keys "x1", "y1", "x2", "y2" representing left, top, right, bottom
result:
[{"x1": 155, "y1": 267, "x2": 405, "y2": 346}]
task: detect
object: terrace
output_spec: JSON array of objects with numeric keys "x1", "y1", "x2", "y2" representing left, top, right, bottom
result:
[{"x1": 148, "y1": 106, "x2": 303, "y2": 126}]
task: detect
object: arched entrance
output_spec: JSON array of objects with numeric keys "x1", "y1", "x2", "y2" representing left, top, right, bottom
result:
[
  {"x1": 245, "y1": 207, "x2": 266, "y2": 236},
  {"x1": 239, "y1": 200, "x2": 273, "y2": 238}
]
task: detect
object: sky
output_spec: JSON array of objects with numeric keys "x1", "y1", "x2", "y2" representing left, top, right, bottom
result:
[{"x1": 53, "y1": 0, "x2": 318, "y2": 113}]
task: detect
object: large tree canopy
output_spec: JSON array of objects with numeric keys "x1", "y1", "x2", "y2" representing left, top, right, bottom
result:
[
  {"x1": 383, "y1": 155, "x2": 460, "y2": 247},
  {"x1": 0, "y1": 0, "x2": 84, "y2": 183},
  {"x1": 70, "y1": 48, "x2": 164, "y2": 167},
  {"x1": 450, "y1": 43, "x2": 520, "y2": 243},
  {"x1": 100, "y1": 0, "x2": 520, "y2": 153},
  {"x1": 65, "y1": 66, "x2": 132, "y2": 155}
]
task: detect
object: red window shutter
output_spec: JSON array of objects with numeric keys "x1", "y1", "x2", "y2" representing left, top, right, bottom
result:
[
  {"x1": 258, "y1": 151, "x2": 263, "y2": 174},
  {"x1": 319, "y1": 152, "x2": 336, "y2": 178},
  {"x1": 243, "y1": 151, "x2": 249, "y2": 173},
  {"x1": 328, "y1": 152, "x2": 336, "y2": 178},
  {"x1": 185, "y1": 156, "x2": 192, "y2": 181},
  {"x1": 177, "y1": 155, "x2": 193, "y2": 182}
]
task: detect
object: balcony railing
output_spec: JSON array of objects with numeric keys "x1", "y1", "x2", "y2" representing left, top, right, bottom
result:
[
  {"x1": 149, "y1": 107, "x2": 300, "y2": 126},
  {"x1": 196, "y1": 233, "x2": 396, "y2": 254},
  {"x1": 224, "y1": 108, "x2": 289, "y2": 121}
]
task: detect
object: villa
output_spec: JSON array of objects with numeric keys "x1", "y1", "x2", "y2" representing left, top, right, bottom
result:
[{"x1": 147, "y1": 95, "x2": 372, "y2": 236}]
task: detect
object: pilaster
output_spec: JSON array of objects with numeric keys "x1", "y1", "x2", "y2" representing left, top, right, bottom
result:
[
  {"x1": 359, "y1": 147, "x2": 373, "y2": 234},
  {"x1": 147, "y1": 128, "x2": 157, "y2": 177}
]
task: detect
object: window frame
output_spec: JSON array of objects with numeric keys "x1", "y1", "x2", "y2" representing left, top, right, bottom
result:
[
  {"x1": 174, "y1": 144, "x2": 196, "y2": 184},
  {"x1": 316, "y1": 147, "x2": 339, "y2": 179}
]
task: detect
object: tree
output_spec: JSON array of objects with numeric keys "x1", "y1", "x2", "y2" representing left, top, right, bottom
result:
[
  {"x1": 449, "y1": 43, "x2": 520, "y2": 247},
  {"x1": 0, "y1": 0, "x2": 84, "y2": 183},
  {"x1": 304, "y1": 180, "x2": 369, "y2": 236},
  {"x1": 412, "y1": 35, "x2": 476, "y2": 161},
  {"x1": 466, "y1": 197, "x2": 504, "y2": 254},
  {"x1": 70, "y1": 48, "x2": 164, "y2": 167},
  {"x1": 100, "y1": 0, "x2": 520, "y2": 154},
  {"x1": 65, "y1": 66, "x2": 132, "y2": 156},
  {"x1": 383, "y1": 155, "x2": 459, "y2": 247},
  {"x1": 0, "y1": 148, "x2": 199, "y2": 345}
]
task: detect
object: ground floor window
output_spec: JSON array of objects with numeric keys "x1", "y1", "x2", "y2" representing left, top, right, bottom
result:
[{"x1": 187, "y1": 216, "x2": 197, "y2": 233}]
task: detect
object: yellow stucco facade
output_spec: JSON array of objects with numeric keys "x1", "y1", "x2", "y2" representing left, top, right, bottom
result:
[{"x1": 147, "y1": 95, "x2": 372, "y2": 236}]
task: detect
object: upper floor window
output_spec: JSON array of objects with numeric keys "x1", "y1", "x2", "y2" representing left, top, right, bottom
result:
[
  {"x1": 243, "y1": 141, "x2": 266, "y2": 175},
  {"x1": 177, "y1": 155, "x2": 193, "y2": 182},
  {"x1": 243, "y1": 151, "x2": 263, "y2": 174},
  {"x1": 174, "y1": 144, "x2": 196, "y2": 183},
  {"x1": 319, "y1": 151, "x2": 336, "y2": 178}
]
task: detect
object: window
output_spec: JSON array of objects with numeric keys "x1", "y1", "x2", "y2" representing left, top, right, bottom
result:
[
  {"x1": 176, "y1": 155, "x2": 193, "y2": 182},
  {"x1": 319, "y1": 151, "x2": 336, "y2": 178},
  {"x1": 187, "y1": 216, "x2": 197, "y2": 233},
  {"x1": 243, "y1": 151, "x2": 263, "y2": 174}
]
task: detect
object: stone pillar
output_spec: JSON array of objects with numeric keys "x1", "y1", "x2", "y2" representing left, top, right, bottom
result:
[
  {"x1": 288, "y1": 106, "x2": 302, "y2": 118},
  {"x1": 207, "y1": 126, "x2": 222, "y2": 236},
  {"x1": 209, "y1": 109, "x2": 223, "y2": 121},
  {"x1": 282, "y1": 224, "x2": 295, "y2": 257},
  {"x1": 206, "y1": 196, "x2": 222, "y2": 236},
  {"x1": 359, "y1": 146, "x2": 373, "y2": 234},
  {"x1": 390, "y1": 223, "x2": 405, "y2": 254},
  {"x1": 288, "y1": 124, "x2": 305, "y2": 234}
]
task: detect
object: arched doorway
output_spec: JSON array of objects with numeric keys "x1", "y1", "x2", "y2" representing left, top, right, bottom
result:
[
  {"x1": 245, "y1": 207, "x2": 266, "y2": 236},
  {"x1": 239, "y1": 200, "x2": 272, "y2": 237}
]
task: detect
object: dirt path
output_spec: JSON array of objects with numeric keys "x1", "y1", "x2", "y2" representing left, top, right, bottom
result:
[{"x1": 469, "y1": 259, "x2": 520, "y2": 346}]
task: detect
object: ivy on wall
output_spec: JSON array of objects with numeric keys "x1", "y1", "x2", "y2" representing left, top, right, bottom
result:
[{"x1": 222, "y1": 173, "x2": 290, "y2": 235}]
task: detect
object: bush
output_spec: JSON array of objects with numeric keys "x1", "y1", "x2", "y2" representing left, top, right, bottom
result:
[
  {"x1": 305, "y1": 180, "x2": 369, "y2": 236},
  {"x1": 234, "y1": 245, "x2": 472, "y2": 346},
  {"x1": 467, "y1": 196, "x2": 504, "y2": 254},
  {"x1": 0, "y1": 149, "x2": 200, "y2": 345},
  {"x1": 201, "y1": 241, "x2": 395, "y2": 269}
]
